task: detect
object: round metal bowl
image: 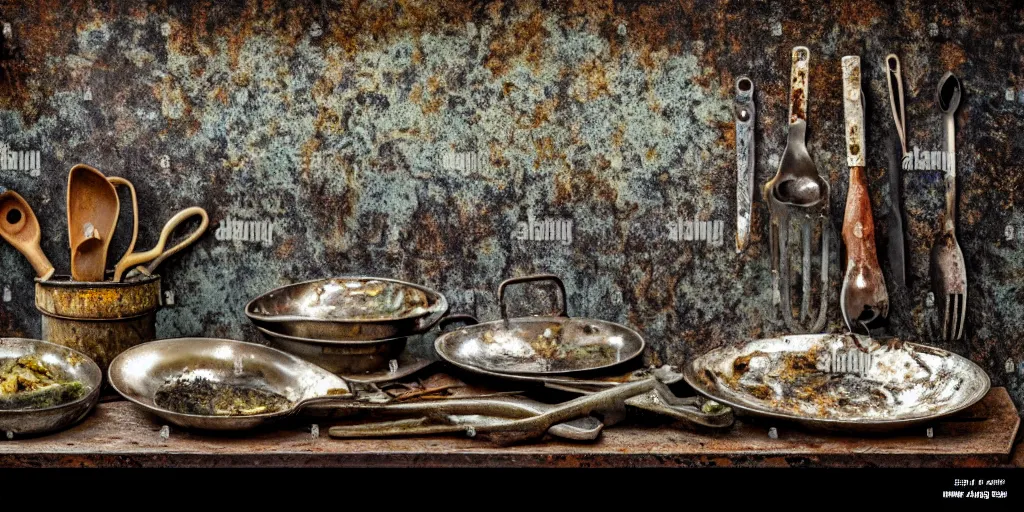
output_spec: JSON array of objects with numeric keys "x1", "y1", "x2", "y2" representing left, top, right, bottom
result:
[
  {"x1": 254, "y1": 325, "x2": 407, "y2": 374},
  {"x1": 683, "y1": 333, "x2": 991, "y2": 432},
  {"x1": 108, "y1": 337, "x2": 349, "y2": 431},
  {"x1": 245, "y1": 277, "x2": 448, "y2": 341},
  {"x1": 0, "y1": 338, "x2": 102, "y2": 437}
]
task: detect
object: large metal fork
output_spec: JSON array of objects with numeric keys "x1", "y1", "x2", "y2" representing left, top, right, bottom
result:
[
  {"x1": 930, "y1": 72, "x2": 967, "y2": 341},
  {"x1": 764, "y1": 47, "x2": 831, "y2": 333}
]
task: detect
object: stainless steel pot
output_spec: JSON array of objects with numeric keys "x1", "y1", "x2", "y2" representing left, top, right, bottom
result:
[
  {"x1": 254, "y1": 325, "x2": 407, "y2": 374},
  {"x1": 245, "y1": 276, "x2": 448, "y2": 340}
]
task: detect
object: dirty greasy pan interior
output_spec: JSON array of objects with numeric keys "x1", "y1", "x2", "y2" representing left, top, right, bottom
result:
[
  {"x1": 245, "y1": 277, "x2": 448, "y2": 340},
  {"x1": 108, "y1": 337, "x2": 350, "y2": 430},
  {"x1": 0, "y1": 338, "x2": 102, "y2": 437},
  {"x1": 683, "y1": 333, "x2": 990, "y2": 432}
]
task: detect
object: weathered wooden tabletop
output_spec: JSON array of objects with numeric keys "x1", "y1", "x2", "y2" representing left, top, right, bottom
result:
[{"x1": 0, "y1": 388, "x2": 1017, "y2": 468}]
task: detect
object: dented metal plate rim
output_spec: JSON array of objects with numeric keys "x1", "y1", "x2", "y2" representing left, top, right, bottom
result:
[{"x1": 683, "y1": 333, "x2": 990, "y2": 432}]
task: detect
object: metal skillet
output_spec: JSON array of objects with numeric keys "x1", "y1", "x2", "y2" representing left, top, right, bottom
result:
[
  {"x1": 435, "y1": 275, "x2": 645, "y2": 375},
  {"x1": 0, "y1": 338, "x2": 101, "y2": 437},
  {"x1": 245, "y1": 276, "x2": 449, "y2": 340},
  {"x1": 683, "y1": 333, "x2": 990, "y2": 433},
  {"x1": 107, "y1": 337, "x2": 601, "y2": 439}
]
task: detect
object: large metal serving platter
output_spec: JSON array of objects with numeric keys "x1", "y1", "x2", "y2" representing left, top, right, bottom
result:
[
  {"x1": 245, "y1": 276, "x2": 448, "y2": 341},
  {"x1": 682, "y1": 333, "x2": 990, "y2": 432}
]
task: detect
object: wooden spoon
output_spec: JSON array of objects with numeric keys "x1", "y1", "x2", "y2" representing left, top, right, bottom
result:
[
  {"x1": 67, "y1": 164, "x2": 139, "y2": 281},
  {"x1": 0, "y1": 189, "x2": 55, "y2": 279}
]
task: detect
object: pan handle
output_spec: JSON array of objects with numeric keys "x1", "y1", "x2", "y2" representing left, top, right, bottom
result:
[
  {"x1": 497, "y1": 274, "x2": 568, "y2": 321},
  {"x1": 438, "y1": 313, "x2": 479, "y2": 332}
]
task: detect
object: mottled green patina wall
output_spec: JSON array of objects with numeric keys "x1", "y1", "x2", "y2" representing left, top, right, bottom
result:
[{"x1": 1, "y1": 0, "x2": 1023, "y2": 410}]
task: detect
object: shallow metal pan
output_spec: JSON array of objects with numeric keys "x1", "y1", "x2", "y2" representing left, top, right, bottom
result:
[
  {"x1": 0, "y1": 338, "x2": 102, "y2": 437},
  {"x1": 682, "y1": 333, "x2": 990, "y2": 432},
  {"x1": 108, "y1": 337, "x2": 351, "y2": 431},
  {"x1": 246, "y1": 276, "x2": 449, "y2": 340},
  {"x1": 435, "y1": 275, "x2": 645, "y2": 376}
]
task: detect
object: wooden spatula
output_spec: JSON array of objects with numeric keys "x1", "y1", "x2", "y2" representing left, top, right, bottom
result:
[{"x1": 0, "y1": 189, "x2": 55, "y2": 279}]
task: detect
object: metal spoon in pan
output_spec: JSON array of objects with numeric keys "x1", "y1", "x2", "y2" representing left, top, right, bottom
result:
[{"x1": 0, "y1": 188, "x2": 55, "y2": 279}]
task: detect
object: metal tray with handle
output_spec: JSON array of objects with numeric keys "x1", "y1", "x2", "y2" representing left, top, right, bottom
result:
[{"x1": 435, "y1": 274, "x2": 645, "y2": 376}]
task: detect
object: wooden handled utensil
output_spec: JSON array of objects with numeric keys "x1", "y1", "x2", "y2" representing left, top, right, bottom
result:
[
  {"x1": 0, "y1": 189, "x2": 55, "y2": 279},
  {"x1": 114, "y1": 207, "x2": 209, "y2": 281},
  {"x1": 67, "y1": 164, "x2": 139, "y2": 282},
  {"x1": 839, "y1": 56, "x2": 889, "y2": 333}
]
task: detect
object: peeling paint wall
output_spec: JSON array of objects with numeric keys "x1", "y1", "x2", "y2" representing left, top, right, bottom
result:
[{"x1": 1, "y1": 0, "x2": 1023, "y2": 411}]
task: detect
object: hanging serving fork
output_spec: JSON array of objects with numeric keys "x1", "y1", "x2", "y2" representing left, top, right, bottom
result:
[
  {"x1": 930, "y1": 72, "x2": 967, "y2": 341},
  {"x1": 763, "y1": 46, "x2": 830, "y2": 333}
]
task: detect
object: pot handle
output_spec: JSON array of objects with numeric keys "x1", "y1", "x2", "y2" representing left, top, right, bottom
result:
[
  {"x1": 438, "y1": 313, "x2": 479, "y2": 332},
  {"x1": 497, "y1": 274, "x2": 568, "y2": 321}
]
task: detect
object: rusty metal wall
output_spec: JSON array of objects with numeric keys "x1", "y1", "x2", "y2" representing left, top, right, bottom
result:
[{"x1": 1, "y1": 0, "x2": 1023, "y2": 410}]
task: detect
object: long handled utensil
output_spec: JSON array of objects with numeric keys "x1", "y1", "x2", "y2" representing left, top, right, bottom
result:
[
  {"x1": 0, "y1": 189, "x2": 54, "y2": 279},
  {"x1": 114, "y1": 207, "x2": 209, "y2": 281},
  {"x1": 328, "y1": 377, "x2": 733, "y2": 443},
  {"x1": 930, "y1": 72, "x2": 967, "y2": 341},
  {"x1": 884, "y1": 54, "x2": 908, "y2": 291},
  {"x1": 735, "y1": 76, "x2": 756, "y2": 253},
  {"x1": 839, "y1": 56, "x2": 889, "y2": 333},
  {"x1": 763, "y1": 47, "x2": 830, "y2": 333},
  {"x1": 67, "y1": 164, "x2": 138, "y2": 281}
]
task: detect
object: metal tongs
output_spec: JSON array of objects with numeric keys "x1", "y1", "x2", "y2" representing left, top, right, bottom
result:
[
  {"x1": 763, "y1": 47, "x2": 830, "y2": 333},
  {"x1": 327, "y1": 368, "x2": 733, "y2": 444}
]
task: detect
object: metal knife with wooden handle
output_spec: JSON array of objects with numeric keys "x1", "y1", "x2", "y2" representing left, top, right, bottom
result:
[{"x1": 839, "y1": 56, "x2": 889, "y2": 333}]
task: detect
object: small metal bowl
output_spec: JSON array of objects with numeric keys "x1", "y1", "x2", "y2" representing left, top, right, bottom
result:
[
  {"x1": 254, "y1": 325, "x2": 407, "y2": 374},
  {"x1": 0, "y1": 338, "x2": 102, "y2": 437},
  {"x1": 245, "y1": 277, "x2": 448, "y2": 341}
]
